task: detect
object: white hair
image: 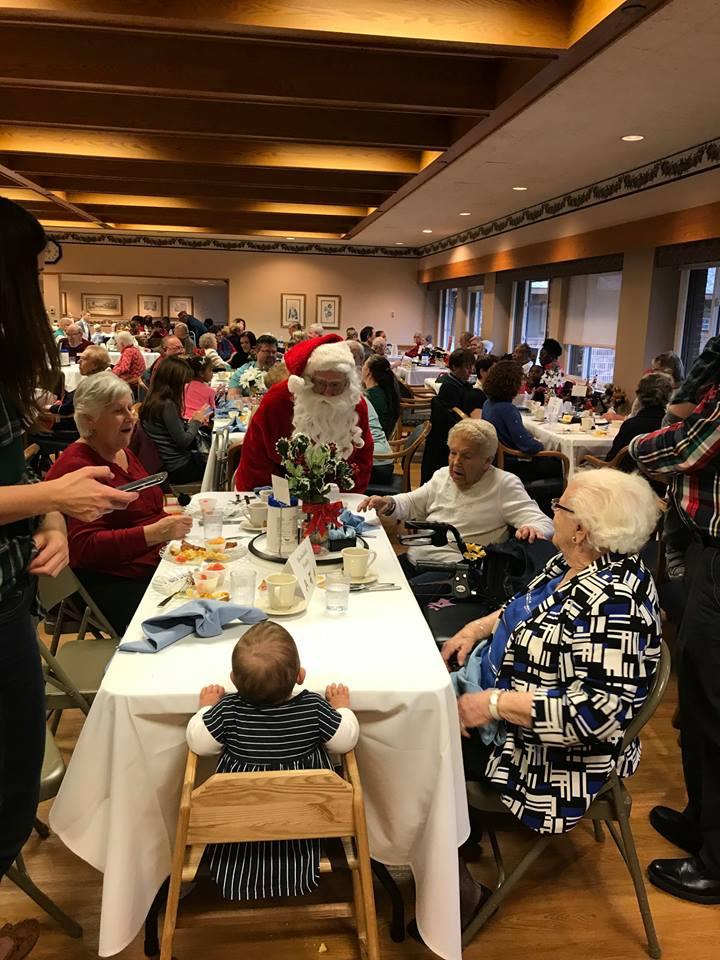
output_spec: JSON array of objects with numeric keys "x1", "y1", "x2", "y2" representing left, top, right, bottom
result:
[
  {"x1": 73, "y1": 372, "x2": 133, "y2": 438},
  {"x1": 116, "y1": 330, "x2": 135, "y2": 348},
  {"x1": 199, "y1": 332, "x2": 216, "y2": 349},
  {"x1": 308, "y1": 323, "x2": 324, "y2": 336},
  {"x1": 566, "y1": 468, "x2": 663, "y2": 556},
  {"x1": 448, "y1": 418, "x2": 498, "y2": 462}
]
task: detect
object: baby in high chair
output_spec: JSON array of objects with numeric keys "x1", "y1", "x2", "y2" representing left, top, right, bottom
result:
[{"x1": 186, "y1": 620, "x2": 359, "y2": 900}]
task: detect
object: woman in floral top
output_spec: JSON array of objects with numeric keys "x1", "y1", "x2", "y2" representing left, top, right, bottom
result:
[{"x1": 441, "y1": 468, "x2": 663, "y2": 931}]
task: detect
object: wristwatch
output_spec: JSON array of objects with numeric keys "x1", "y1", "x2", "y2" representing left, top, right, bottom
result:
[{"x1": 488, "y1": 690, "x2": 504, "y2": 721}]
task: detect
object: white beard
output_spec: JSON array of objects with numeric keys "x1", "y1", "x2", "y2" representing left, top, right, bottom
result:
[{"x1": 289, "y1": 375, "x2": 364, "y2": 459}]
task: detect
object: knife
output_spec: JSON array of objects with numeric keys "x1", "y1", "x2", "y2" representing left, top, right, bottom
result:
[{"x1": 349, "y1": 583, "x2": 401, "y2": 593}]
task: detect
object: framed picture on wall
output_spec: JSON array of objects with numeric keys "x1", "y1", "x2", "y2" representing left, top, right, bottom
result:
[
  {"x1": 60, "y1": 291, "x2": 68, "y2": 316},
  {"x1": 280, "y1": 293, "x2": 306, "y2": 328},
  {"x1": 81, "y1": 293, "x2": 123, "y2": 317},
  {"x1": 137, "y1": 294, "x2": 163, "y2": 318},
  {"x1": 316, "y1": 294, "x2": 341, "y2": 329},
  {"x1": 168, "y1": 296, "x2": 194, "y2": 317}
]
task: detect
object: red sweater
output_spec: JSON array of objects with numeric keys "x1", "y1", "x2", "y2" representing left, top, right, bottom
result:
[
  {"x1": 46, "y1": 441, "x2": 167, "y2": 579},
  {"x1": 113, "y1": 345, "x2": 146, "y2": 382},
  {"x1": 235, "y1": 381, "x2": 374, "y2": 493}
]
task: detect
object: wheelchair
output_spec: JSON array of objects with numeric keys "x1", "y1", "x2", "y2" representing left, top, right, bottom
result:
[{"x1": 399, "y1": 520, "x2": 556, "y2": 645}]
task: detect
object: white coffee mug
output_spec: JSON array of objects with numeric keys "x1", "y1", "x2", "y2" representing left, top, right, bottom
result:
[
  {"x1": 267, "y1": 574, "x2": 297, "y2": 609},
  {"x1": 246, "y1": 501, "x2": 268, "y2": 527},
  {"x1": 342, "y1": 546, "x2": 376, "y2": 579}
]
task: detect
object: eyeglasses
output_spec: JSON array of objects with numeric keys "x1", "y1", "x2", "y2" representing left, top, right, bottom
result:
[{"x1": 550, "y1": 498, "x2": 574, "y2": 514}]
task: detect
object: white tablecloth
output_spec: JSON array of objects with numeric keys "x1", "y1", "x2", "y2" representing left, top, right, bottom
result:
[
  {"x1": 61, "y1": 363, "x2": 81, "y2": 392},
  {"x1": 50, "y1": 492, "x2": 469, "y2": 959},
  {"x1": 524, "y1": 417, "x2": 619, "y2": 477},
  {"x1": 200, "y1": 429, "x2": 245, "y2": 492},
  {"x1": 108, "y1": 350, "x2": 159, "y2": 370},
  {"x1": 407, "y1": 365, "x2": 447, "y2": 386}
]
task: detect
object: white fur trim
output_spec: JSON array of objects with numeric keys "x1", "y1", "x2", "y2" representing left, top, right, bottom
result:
[
  {"x1": 304, "y1": 341, "x2": 355, "y2": 376},
  {"x1": 287, "y1": 374, "x2": 305, "y2": 395}
]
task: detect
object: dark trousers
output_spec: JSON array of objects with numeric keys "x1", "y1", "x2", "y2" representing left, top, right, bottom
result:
[
  {"x1": 75, "y1": 569, "x2": 153, "y2": 636},
  {"x1": 0, "y1": 579, "x2": 45, "y2": 878},
  {"x1": 168, "y1": 451, "x2": 206, "y2": 485},
  {"x1": 677, "y1": 543, "x2": 720, "y2": 878}
]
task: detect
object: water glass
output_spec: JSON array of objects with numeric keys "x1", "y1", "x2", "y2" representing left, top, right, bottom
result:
[
  {"x1": 230, "y1": 567, "x2": 257, "y2": 606},
  {"x1": 203, "y1": 510, "x2": 224, "y2": 546},
  {"x1": 325, "y1": 572, "x2": 351, "y2": 614}
]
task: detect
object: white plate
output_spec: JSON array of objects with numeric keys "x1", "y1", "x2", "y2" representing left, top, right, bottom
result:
[
  {"x1": 257, "y1": 596, "x2": 308, "y2": 617},
  {"x1": 161, "y1": 539, "x2": 246, "y2": 565}
]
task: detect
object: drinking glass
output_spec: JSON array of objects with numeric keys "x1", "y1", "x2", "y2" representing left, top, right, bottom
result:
[
  {"x1": 203, "y1": 510, "x2": 224, "y2": 546},
  {"x1": 325, "y1": 572, "x2": 351, "y2": 613},
  {"x1": 230, "y1": 567, "x2": 257, "y2": 606}
]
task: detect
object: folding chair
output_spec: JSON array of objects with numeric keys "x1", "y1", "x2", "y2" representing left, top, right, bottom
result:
[
  {"x1": 159, "y1": 750, "x2": 380, "y2": 960},
  {"x1": 211, "y1": 424, "x2": 230, "y2": 491},
  {"x1": 37, "y1": 568, "x2": 119, "y2": 732},
  {"x1": 463, "y1": 639, "x2": 671, "y2": 958},
  {"x1": 6, "y1": 728, "x2": 82, "y2": 938}
]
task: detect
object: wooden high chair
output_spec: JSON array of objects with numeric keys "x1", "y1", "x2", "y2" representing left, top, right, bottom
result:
[{"x1": 160, "y1": 750, "x2": 380, "y2": 960}]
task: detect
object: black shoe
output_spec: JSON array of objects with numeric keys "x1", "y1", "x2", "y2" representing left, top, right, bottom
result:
[
  {"x1": 649, "y1": 806, "x2": 701, "y2": 854},
  {"x1": 647, "y1": 856, "x2": 720, "y2": 905}
]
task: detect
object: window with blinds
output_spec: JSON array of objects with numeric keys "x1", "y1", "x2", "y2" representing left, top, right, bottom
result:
[{"x1": 563, "y1": 272, "x2": 621, "y2": 384}]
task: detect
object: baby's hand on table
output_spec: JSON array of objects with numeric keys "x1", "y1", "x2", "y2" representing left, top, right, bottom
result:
[
  {"x1": 199, "y1": 684, "x2": 225, "y2": 708},
  {"x1": 326, "y1": 682, "x2": 351, "y2": 710}
]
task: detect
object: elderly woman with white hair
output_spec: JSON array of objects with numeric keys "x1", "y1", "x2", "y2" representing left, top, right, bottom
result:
[
  {"x1": 112, "y1": 329, "x2": 146, "y2": 384},
  {"x1": 360, "y1": 418, "x2": 553, "y2": 578},
  {"x1": 199, "y1": 332, "x2": 230, "y2": 371},
  {"x1": 46, "y1": 372, "x2": 192, "y2": 633},
  {"x1": 440, "y1": 468, "x2": 663, "y2": 930}
]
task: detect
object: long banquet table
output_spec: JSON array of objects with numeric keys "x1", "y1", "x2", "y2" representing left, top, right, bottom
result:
[
  {"x1": 50, "y1": 492, "x2": 470, "y2": 959},
  {"x1": 523, "y1": 416, "x2": 620, "y2": 477}
]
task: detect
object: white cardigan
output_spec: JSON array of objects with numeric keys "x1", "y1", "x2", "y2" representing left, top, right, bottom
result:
[{"x1": 393, "y1": 466, "x2": 554, "y2": 566}]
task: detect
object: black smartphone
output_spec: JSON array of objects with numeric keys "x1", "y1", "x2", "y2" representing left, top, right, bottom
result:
[{"x1": 117, "y1": 471, "x2": 168, "y2": 493}]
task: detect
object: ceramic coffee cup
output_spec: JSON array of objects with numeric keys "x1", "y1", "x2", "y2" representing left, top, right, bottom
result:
[
  {"x1": 246, "y1": 500, "x2": 268, "y2": 527},
  {"x1": 267, "y1": 574, "x2": 297, "y2": 609},
  {"x1": 342, "y1": 546, "x2": 376, "y2": 579}
]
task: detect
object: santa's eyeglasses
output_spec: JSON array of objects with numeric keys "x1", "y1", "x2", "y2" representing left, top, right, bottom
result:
[{"x1": 311, "y1": 375, "x2": 347, "y2": 396}]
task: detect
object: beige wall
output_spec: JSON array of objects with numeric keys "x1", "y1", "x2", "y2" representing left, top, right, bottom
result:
[
  {"x1": 59, "y1": 279, "x2": 228, "y2": 324},
  {"x1": 45, "y1": 242, "x2": 432, "y2": 342}
]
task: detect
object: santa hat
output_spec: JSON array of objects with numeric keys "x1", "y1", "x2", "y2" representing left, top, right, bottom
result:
[{"x1": 285, "y1": 334, "x2": 355, "y2": 391}]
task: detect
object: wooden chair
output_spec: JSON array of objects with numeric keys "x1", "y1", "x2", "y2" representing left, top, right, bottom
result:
[
  {"x1": 462, "y1": 640, "x2": 671, "y2": 958},
  {"x1": 364, "y1": 420, "x2": 431, "y2": 496},
  {"x1": 159, "y1": 750, "x2": 380, "y2": 960},
  {"x1": 578, "y1": 444, "x2": 630, "y2": 470},
  {"x1": 227, "y1": 441, "x2": 243, "y2": 489}
]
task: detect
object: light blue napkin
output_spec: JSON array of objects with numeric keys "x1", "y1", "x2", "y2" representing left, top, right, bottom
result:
[
  {"x1": 339, "y1": 508, "x2": 376, "y2": 536},
  {"x1": 119, "y1": 600, "x2": 267, "y2": 654}
]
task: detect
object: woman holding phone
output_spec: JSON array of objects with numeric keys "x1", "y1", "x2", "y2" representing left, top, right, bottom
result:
[{"x1": 0, "y1": 198, "x2": 141, "y2": 960}]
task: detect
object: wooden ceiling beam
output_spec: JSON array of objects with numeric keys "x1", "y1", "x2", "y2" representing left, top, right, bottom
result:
[
  {"x1": 23, "y1": 202, "x2": 363, "y2": 234},
  {"x1": 0, "y1": 1, "x2": 572, "y2": 51},
  {"x1": 2, "y1": 153, "x2": 409, "y2": 194},
  {"x1": 0, "y1": 126, "x2": 422, "y2": 175},
  {"x1": 22, "y1": 174, "x2": 392, "y2": 208},
  {"x1": 0, "y1": 23, "x2": 549, "y2": 114},
  {"x1": 0, "y1": 87, "x2": 483, "y2": 151}
]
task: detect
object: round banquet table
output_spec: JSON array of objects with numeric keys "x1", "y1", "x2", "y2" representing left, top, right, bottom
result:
[
  {"x1": 61, "y1": 363, "x2": 82, "y2": 392},
  {"x1": 406, "y1": 364, "x2": 447, "y2": 386},
  {"x1": 49, "y1": 492, "x2": 469, "y2": 960}
]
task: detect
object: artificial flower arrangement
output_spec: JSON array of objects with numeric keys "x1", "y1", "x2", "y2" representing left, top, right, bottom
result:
[
  {"x1": 235, "y1": 365, "x2": 268, "y2": 396},
  {"x1": 539, "y1": 367, "x2": 566, "y2": 397},
  {"x1": 276, "y1": 433, "x2": 356, "y2": 548}
]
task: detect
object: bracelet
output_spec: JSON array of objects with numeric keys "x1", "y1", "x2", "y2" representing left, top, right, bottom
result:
[
  {"x1": 488, "y1": 689, "x2": 505, "y2": 722},
  {"x1": 385, "y1": 499, "x2": 397, "y2": 516}
]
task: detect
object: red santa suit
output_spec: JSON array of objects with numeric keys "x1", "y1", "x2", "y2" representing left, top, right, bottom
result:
[{"x1": 235, "y1": 335, "x2": 374, "y2": 492}]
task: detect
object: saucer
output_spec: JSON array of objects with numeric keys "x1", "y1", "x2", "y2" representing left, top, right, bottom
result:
[
  {"x1": 347, "y1": 572, "x2": 378, "y2": 585},
  {"x1": 258, "y1": 596, "x2": 308, "y2": 617},
  {"x1": 239, "y1": 519, "x2": 265, "y2": 533}
]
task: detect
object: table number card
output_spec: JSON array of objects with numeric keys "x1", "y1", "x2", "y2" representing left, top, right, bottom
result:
[
  {"x1": 271, "y1": 474, "x2": 291, "y2": 506},
  {"x1": 283, "y1": 536, "x2": 317, "y2": 601}
]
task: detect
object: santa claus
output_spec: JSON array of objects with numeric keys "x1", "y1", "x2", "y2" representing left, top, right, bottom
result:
[{"x1": 234, "y1": 333, "x2": 374, "y2": 492}]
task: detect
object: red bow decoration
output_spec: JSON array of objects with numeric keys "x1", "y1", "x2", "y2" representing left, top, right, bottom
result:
[{"x1": 303, "y1": 500, "x2": 343, "y2": 538}]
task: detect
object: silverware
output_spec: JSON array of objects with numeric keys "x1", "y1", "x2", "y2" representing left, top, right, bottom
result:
[
  {"x1": 349, "y1": 583, "x2": 401, "y2": 593},
  {"x1": 158, "y1": 579, "x2": 190, "y2": 606}
]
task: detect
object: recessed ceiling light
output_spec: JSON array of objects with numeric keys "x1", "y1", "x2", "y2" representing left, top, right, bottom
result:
[
  {"x1": 512, "y1": 186, "x2": 528, "y2": 192},
  {"x1": 422, "y1": 229, "x2": 433, "y2": 234},
  {"x1": 395, "y1": 241, "x2": 404, "y2": 245},
  {"x1": 621, "y1": 134, "x2": 644, "y2": 142},
  {"x1": 459, "y1": 211, "x2": 471, "y2": 216},
  {"x1": 285, "y1": 236, "x2": 296, "y2": 240}
]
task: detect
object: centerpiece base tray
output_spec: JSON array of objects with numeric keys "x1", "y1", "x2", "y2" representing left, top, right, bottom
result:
[{"x1": 249, "y1": 533, "x2": 369, "y2": 565}]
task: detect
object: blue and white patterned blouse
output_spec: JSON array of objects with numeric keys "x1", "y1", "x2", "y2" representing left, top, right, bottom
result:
[{"x1": 481, "y1": 551, "x2": 662, "y2": 834}]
